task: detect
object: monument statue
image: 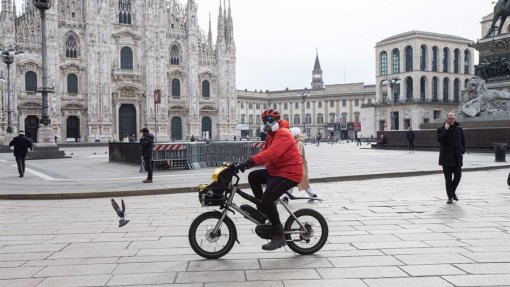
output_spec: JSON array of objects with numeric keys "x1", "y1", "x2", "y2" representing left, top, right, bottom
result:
[
  {"x1": 485, "y1": 0, "x2": 510, "y2": 38},
  {"x1": 461, "y1": 77, "x2": 510, "y2": 116}
]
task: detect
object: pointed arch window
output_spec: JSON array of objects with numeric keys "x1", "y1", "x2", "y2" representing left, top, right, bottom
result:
[
  {"x1": 405, "y1": 46, "x2": 413, "y2": 72},
  {"x1": 420, "y1": 45, "x2": 427, "y2": 71},
  {"x1": 172, "y1": 79, "x2": 181, "y2": 97},
  {"x1": 392, "y1": 49, "x2": 400, "y2": 74},
  {"x1": 65, "y1": 33, "x2": 78, "y2": 58},
  {"x1": 170, "y1": 45, "x2": 180, "y2": 65},
  {"x1": 380, "y1": 51, "x2": 387, "y2": 76},
  {"x1": 118, "y1": 0, "x2": 132, "y2": 24},
  {"x1": 67, "y1": 73, "x2": 78, "y2": 94},
  {"x1": 25, "y1": 71, "x2": 37, "y2": 93},
  {"x1": 464, "y1": 50, "x2": 470, "y2": 74},
  {"x1": 432, "y1": 46, "x2": 438, "y2": 72},
  {"x1": 120, "y1": 46, "x2": 133, "y2": 69},
  {"x1": 202, "y1": 80, "x2": 210, "y2": 98}
]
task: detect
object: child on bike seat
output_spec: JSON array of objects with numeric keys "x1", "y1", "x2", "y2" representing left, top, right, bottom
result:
[{"x1": 239, "y1": 108, "x2": 303, "y2": 250}]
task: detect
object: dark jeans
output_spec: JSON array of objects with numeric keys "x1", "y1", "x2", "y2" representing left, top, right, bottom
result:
[
  {"x1": 143, "y1": 157, "x2": 153, "y2": 180},
  {"x1": 442, "y1": 166, "x2": 462, "y2": 198},
  {"x1": 408, "y1": 141, "x2": 415, "y2": 151},
  {"x1": 15, "y1": 155, "x2": 26, "y2": 176},
  {"x1": 248, "y1": 169, "x2": 297, "y2": 226}
]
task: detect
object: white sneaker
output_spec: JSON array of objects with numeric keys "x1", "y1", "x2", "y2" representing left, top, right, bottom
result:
[{"x1": 307, "y1": 194, "x2": 318, "y2": 204}]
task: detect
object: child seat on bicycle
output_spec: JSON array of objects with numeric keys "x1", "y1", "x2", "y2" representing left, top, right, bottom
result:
[{"x1": 239, "y1": 108, "x2": 303, "y2": 250}]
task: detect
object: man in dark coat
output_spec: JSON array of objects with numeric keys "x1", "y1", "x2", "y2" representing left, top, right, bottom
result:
[
  {"x1": 140, "y1": 128, "x2": 155, "y2": 183},
  {"x1": 9, "y1": 130, "x2": 33, "y2": 178},
  {"x1": 406, "y1": 127, "x2": 416, "y2": 153},
  {"x1": 437, "y1": 112, "x2": 465, "y2": 204}
]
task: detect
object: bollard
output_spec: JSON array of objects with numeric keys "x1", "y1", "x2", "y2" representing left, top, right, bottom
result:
[{"x1": 493, "y1": 143, "x2": 507, "y2": 162}]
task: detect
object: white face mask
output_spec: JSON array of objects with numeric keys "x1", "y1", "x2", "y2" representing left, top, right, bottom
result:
[{"x1": 271, "y1": 122, "x2": 280, "y2": 132}]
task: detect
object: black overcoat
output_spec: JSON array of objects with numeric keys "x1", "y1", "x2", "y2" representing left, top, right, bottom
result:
[
  {"x1": 437, "y1": 122, "x2": 465, "y2": 167},
  {"x1": 9, "y1": 135, "x2": 33, "y2": 157}
]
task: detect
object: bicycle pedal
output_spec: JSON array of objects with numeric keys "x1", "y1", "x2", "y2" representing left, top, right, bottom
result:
[{"x1": 240, "y1": 204, "x2": 266, "y2": 223}]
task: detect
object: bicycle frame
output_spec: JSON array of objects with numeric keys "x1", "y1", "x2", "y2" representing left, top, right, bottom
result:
[{"x1": 210, "y1": 172, "x2": 309, "y2": 237}]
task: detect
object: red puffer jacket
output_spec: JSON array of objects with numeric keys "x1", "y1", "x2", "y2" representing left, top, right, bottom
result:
[{"x1": 251, "y1": 121, "x2": 303, "y2": 183}]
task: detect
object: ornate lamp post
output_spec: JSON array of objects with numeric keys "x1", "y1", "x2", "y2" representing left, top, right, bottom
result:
[
  {"x1": 383, "y1": 76, "x2": 400, "y2": 104},
  {"x1": 297, "y1": 88, "x2": 310, "y2": 136},
  {"x1": 1, "y1": 46, "x2": 23, "y2": 134},
  {"x1": 33, "y1": 0, "x2": 54, "y2": 128}
]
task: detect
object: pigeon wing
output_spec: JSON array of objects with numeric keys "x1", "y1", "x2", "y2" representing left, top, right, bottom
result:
[
  {"x1": 121, "y1": 199, "x2": 126, "y2": 213},
  {"x1": 111, "y1": 199, "x2": 121, "y2": 213}
]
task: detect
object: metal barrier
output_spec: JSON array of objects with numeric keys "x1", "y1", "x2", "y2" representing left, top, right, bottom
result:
[{"x1": 109, "y1": 141, "x2": 264, "y2": 170}]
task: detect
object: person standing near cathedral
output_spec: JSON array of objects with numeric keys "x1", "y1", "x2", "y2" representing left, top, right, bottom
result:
[
  {"x1": 140, "y1": 128, "x2": 154, "y2": 183},
  {"x1": 406, "y1": 127, "x2": 416, "y2": 153},
  {"x1": 437, "y1": 112, "x2": 465, "y2": 204},
  {"x1": 9, "y1": 130, "x2": 33, "y2": 178}
]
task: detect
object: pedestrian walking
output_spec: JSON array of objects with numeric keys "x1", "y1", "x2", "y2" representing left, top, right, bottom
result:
[
  {"x1": 316, "y1": 132, "x2": 322, "y2": 146},
  {"x1": 9, "y1": 130, "x2": 33, "y2": 178},
  {"x1": 356, "y1": 131, "x2": 362, "y2": 146},
  {"x1": 282, "y1": 127, "x2": 318, "y2": 204},
  {"x1": 406, "y1": 127, "x2": 416, "y2": 153},
  {"x1": 437, "y1": 112, "x2": 465, "y2": 204},
  {"x1": 140, "y1": 128, "x2": 155, "y2": 183}
]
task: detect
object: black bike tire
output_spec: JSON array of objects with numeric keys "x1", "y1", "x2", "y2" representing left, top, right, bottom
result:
[
  {"x1": 188, "y1": 211, "x2": 237, "y2": 259},
  {"x1": 284, "y1": 208, "x2": 328, "y2": 255}
]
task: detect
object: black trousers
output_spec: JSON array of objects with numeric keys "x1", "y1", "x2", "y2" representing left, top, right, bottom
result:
[
  {"x1": 143, "y1": 157, "x2": 153, "y2": 180},
  {"x1": 248, "y1": 169, "x2": 297, "y2": 226},
  {"x1": 15, "y1": 155, "x2": 26, "y2": 176},
  {"x1": 408, "y1": 141, "x2": 415, "y2": 151},
  {"x1": 442, "y1": 166, "x2": 462, "y2": 198}
]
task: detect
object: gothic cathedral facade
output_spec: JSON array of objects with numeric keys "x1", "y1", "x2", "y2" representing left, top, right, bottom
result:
[{"x1": 0, "y1": 0, "x2": 237, "y2": 143}]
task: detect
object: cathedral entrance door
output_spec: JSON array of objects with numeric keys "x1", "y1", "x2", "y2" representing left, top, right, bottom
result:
[
  {"x1": 171, "y1": 117, "x2": 182, "y2": 140},
  {"x1": 119, "y1": 104, "x2": 136, "y2": 141},
  {"x1": 66, "y1": 116, "x2": 80, "y2": 141},
  {"x1": 201, "y1": 116, "x2": 212, "y2": 140},
  {"x1": 25, "y1": 116, "x2": 39, "y2": 143}
]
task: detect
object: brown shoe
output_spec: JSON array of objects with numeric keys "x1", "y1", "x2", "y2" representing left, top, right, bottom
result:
[{"x1": 143, "y1": 179, "x2": 153, "y2": 183}]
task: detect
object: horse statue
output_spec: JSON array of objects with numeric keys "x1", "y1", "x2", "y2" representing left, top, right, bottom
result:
[{"x1": 486, "y1": 0, "x2": 510, "y2": 37}]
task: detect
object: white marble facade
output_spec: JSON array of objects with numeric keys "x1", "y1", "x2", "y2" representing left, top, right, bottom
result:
[{"x1": 0, "y1": 0, "x2": 237, "y2": 143}]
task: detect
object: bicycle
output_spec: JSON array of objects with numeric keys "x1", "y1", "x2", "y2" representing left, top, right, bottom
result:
[{"x1": 188, "y1": 163, "x2": 329, "y2": 259}]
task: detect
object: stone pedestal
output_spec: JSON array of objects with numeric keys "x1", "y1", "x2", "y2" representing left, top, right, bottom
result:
[{"x1": 28, "y1": 125, "x2": 68, "y2": 159}]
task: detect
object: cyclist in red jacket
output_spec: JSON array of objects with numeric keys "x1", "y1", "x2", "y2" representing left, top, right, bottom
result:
[{"x1": 239, "y1": 108, "x2": 303, "y2": 250}]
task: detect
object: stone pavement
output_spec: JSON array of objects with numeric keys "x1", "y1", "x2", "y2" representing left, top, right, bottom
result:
[
  {"x1": 0, "y1": 143, "x2": 509, "y2": 199},
  {"x1": 0, "y1": 167, "x2": 509, "y2": 286}
]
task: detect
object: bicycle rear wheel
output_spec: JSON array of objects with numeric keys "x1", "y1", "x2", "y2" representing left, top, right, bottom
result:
[
  {"x1": 188, "y1": 211, "x2": 237, "y2": 259},
  {"x1": 284, "y1": 208, "x2": 328, "y2": 255}
]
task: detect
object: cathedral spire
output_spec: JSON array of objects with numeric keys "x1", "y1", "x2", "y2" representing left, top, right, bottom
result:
[
  {"x1": 208, "y1": 13, "x2": 213, "y2": 48},
  {"x1": 2, "y1": 0, "x2": 13, "y2": 13},
  {"x1": 216, "y1": 0, "x2": 225, "y2": 46},
  {"x1": 311, "y1": 49, "x2": 324, "y2": 89}
]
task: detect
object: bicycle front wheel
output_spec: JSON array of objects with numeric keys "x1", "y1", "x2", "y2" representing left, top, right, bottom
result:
[
  {"x1": 284, "y1": 208, "x2": 328, "y2": 255},
  {"x1": 188, "y1": 211, "x2": 237, "y2": 259}
]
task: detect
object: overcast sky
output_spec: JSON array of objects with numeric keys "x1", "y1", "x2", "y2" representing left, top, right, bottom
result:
[{"x1": 12, "y1": 0, "x2": 495, "y2": 91}]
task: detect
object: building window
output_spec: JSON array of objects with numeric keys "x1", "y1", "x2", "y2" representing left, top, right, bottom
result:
[
  {"x1": 67, "y1": 73, "x2": 78, "y2": 94},
  {"x1": 329, "y1": 113, "x2": 335, "y2": 123},
  {"x1": 443, "y1": 78, "x2": 449, "y2": 102},
  {"x1": 65, "y1": 33, "x2": 78, "y2": 58},
  {"x1": 317, "y1": 113, "x2": 323, "y2": 124},
  {"x1": 256, "y1": 116, "x2": 260, "y2": 125},
  {"x1": 354, "y1": 112, "x2": 360, "y2": 122},
  {"x1": 240, "y1": 102, "x2": 244, "y2": 109},
  {"x1": 380, "y1": 51, "x2": 388, "y2": 76},
  {"x1": 454, "y1": 49, "x2": 460, "y2": 73},
  {"x1": 318, "y1": 101, "x2": 322, "y2": 108},
  {"x1": 249, "y1": 115, "x2": 253, "y2": 124},
  {"x1": 454, "y1": 78, "x2": 460, "y2": 103},
  {"x1": 392, "y1": 48, "x2": 400, "y2": 74},
  {"x1": 432, "y1": 77, "x2": 438, "y2": 101},
  {"x1": 241, "y1": 114, "x2": 245, "y2": 124},
  {"x1": 420, "y1": 76, "x2": 426, "y2": 101},
  {"x1": 25, "y1": 71, "x2": 37, "y2": 92},
  {"x1": 464, "y1": 50, "x2": 470, "y2": 74},
  {"x1": 283, "y1": 114, "x2": 289, "y2": 121},
  {"x1": 170, "y1": 45, "x2": 180, "y2": 65},
  {"x1": 295, "y1": 102, "x2": 299, "y2": 109},
  {"x1": 464, "y1": 79, "x2": 469, "y2": 88},
  {"x1": 249, "y1": 103, "x2": 253, "y2": 109},
  {"x1": 293, "y1": 114, "x2": 300, "y2": 125},
  {"x1": 305, "y1": 113, "x2": 311, "y2": 124},
  {"x1": 120, "y1": 46, "x2": 133, "y2": 69},
  {"x1": 202, "y1": 80, "x2": 210, "y2": 98},
  {"x1": 420, "y1": 45, "x2": 427, "y2": 71},
  {"x1": 406, "y1": 77, "x2": 413, "y2": 100},
  {"x1": 433, "y1": 110, "x2": 441, "y2": 119},
  {"x1": 330, "y1": 101, "x2": 334, "y2": 107},
  {"x1": 405, "y1": 46, "x2": 413, "y2": 72},
  {"x1": 442, "y1": 48, "x2": 449, "y2": 73},
  {"x1": 284, "y1": 103, "x2": 288, "y2": 110},
  {"x1": 354, "y1": 99, "x2": 359, "y2": 106},
  {"x1": 306, "y1": 102, "x2": 310, "y2": 109},
  {"x1": 432, "y1": 46, "x2": 438, "y2": 72},
  {"x1": 172, "y1": 79, "x2": 180, "y2": 97},
  {"x1": 341, "y1": 112, "x2": 347, "y2": 122},
  {"x1": 342, "y1": 100, "x2": 346, "y2": 107},
  {"x1": 118, "y1": 0, "x2": 132, "y2": 24}
]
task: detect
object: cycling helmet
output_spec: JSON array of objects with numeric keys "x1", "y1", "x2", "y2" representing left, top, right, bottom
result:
[{"x1": 261, "y1": 108, "x2": 281, "y2": 123}]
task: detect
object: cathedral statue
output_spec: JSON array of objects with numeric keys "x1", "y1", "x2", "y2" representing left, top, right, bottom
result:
[{"x1": 461, "y1": 77, "x2": 510, "y2": 116}]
